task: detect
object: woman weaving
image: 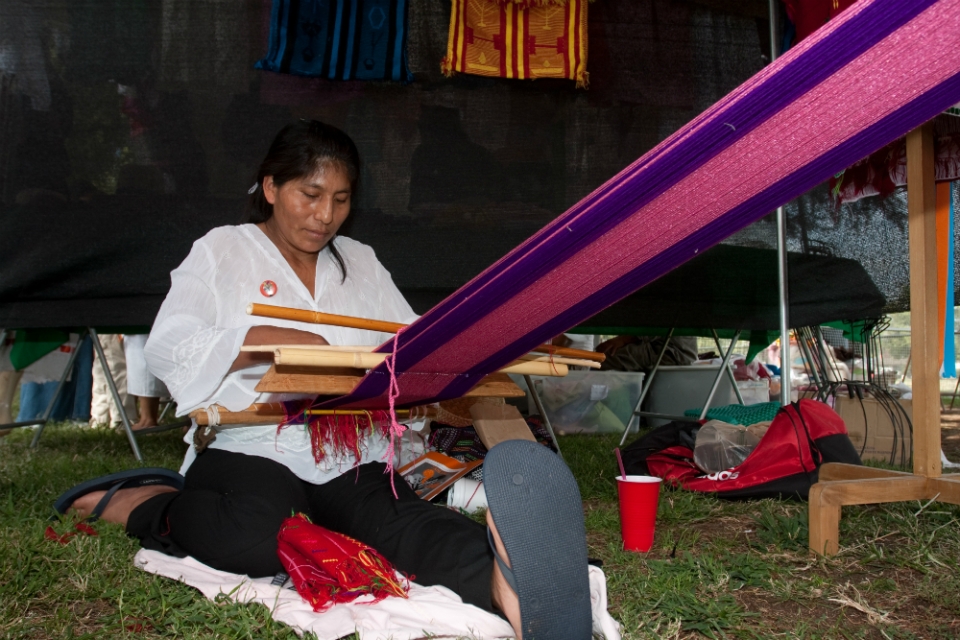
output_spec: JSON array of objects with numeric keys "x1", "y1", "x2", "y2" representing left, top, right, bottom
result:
[{"x1": 56, "y1": 121, "x2": 593, "y2": 639}]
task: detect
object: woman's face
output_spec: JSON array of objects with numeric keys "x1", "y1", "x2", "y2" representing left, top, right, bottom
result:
[{"x1": 262, "y1": 162, "x2": 352, "y2": 255}]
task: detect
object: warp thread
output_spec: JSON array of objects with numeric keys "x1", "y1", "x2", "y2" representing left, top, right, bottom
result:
[
  {"x1": 277, "y1": 403, "x2": 395, "y2": 465},
  {"x1": 383, "y1": 327, "x2": 408, "y2": 497}
]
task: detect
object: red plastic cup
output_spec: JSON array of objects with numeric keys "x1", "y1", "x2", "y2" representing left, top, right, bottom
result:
[{"x1": 616, "y1": 475, "x2": 662, "y2": 552}]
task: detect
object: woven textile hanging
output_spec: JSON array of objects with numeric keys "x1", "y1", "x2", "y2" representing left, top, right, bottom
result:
[
  {"x1": 830, "y1": 130, "x2": 960, "y2": 203},
  {"x1": 442, "y1": 0, "x2": 588, "y2": 87},
  {"x1": 318, "y1": 0, "x2": 960, "y2": 412},
  {"x1": 493, "y1": 0, "x2": 577, "y2": 6},
  {"x1": 255, "y1": 0, "x2": 412, "y2": 82}
]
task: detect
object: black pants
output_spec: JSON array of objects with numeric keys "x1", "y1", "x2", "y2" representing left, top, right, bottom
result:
[{"x1": 127, "y1": 449, "x2": 495, "y2": 612}]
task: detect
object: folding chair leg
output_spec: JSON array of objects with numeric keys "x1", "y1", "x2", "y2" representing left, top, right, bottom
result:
[
  {"x1": 698, "y1": 330, "x2": 742, "y2": 421},
  {"x1": 89, "y1": 328, "x2": 143, "y2": 462},
  {"x1": 157, "y1": 400, "x2": 173, "y2": 423},
  {"x1": 713, "y1": 329, "x2": 745, "y2": 405},
  {"x1": 619, "y1": 328, "x2": 675, "y2": 447},
  {"x1": 524, "y1": 374, "x2": 562, "y2": 458}
]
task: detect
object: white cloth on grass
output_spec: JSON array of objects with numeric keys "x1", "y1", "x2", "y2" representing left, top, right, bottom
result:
[
  {"x1": 134, "y1": 549, "x2": 622, "y2": 640},
  {"x1": 143, "y1": 224, "x2": 419, "y2": 484},
  {"x1": 123, "y1": 334, "x2": 169, "y2": 398}
]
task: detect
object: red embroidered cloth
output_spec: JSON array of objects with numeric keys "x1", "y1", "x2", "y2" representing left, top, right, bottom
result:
[{"x1": 277, "y1": 514, "x2": 408, "y2": 612}]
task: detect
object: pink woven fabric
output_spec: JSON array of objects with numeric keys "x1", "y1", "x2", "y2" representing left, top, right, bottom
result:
[{"x1": 320, "y1": 0, "x2": 960, "y2": 411}]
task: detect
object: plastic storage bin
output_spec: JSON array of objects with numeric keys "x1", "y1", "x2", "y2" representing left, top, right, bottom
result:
[
  {"x1": 737, "y1": 380, "x2": 770, "y2": 405},
  {"x1": 646, "y1": 365, "x2": 736, "y2": 427},
  {"x1": 646, "y1": 365, "x2": 771, "y2": 427},
  {"x1": 524, "y1": 371, "x2": 644, "y2": 434}
]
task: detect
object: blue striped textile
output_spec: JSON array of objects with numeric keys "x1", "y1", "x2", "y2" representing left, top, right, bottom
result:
[{"x1": 255, "y1": 0, "x2": 411, "y2": 82}]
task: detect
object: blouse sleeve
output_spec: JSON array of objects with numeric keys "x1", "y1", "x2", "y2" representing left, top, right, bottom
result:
[{"x1": 144, "y1": 241, "x2": 250, "y2": 413}]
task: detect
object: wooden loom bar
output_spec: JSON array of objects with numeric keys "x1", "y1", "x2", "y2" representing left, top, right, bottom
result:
[
  {"x1": 191, "y1": 404, "x2": 438, "y2": 426},
  {"x1": 246, "y1": 302, "x2": 606, "y2": 363},
  {"x1": 255, "y1": 365, "x2": 526, "y2": 397},
  {"x1": 240, "y1": 344, "x2": 599, "y2": 369},
  {"x1": 274, "y1": 347, "x2": 569, "y2": 377}
]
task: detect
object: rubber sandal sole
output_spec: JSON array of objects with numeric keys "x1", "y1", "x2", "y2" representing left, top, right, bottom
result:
[
  {"x1": 52, "y1": 468, "x2": 184, "y2": 517},
  {"x1": 128, "y1": 418, "x2": 192, "y2": 435},
  {"x1": 484, "y1": 440, "x2": 592, "y2": 640}
]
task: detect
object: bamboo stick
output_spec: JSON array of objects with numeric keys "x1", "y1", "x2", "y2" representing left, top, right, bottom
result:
[
  {"x1": 516, "y1": 353, "x2": 601, "y2": 370},
  {"x1": 247, "y1": 303, "x2": 404, "y2": 333},
  {"x1": 241, "y1": 344, "x2": 598, "y2": 369},
  {"x1": 274, "y1": 347, "x2": 569, "y2": 376},
  {"x1": 246, "y1": 302, "x2": 605, "y2": 363},
  {"x1": 241, "y1": 344, "x2": 377, "y2": 352}
]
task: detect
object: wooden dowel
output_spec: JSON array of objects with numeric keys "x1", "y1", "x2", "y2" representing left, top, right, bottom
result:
[
  {"x1": 247, "y1": 302, "x2": 606, "y2": 364},
  {"x1": 531, "y1": 344, "x2": 606, "y2": 363},
  {"x1": 193, "y1": 411, "x2": 283, "y2": 426},
  {"x1": 305, "y1": 407, "x2": 438, "y2": 419},
  {"x1": 190, "y1": 403, "x2": 437, "y2": 426},
  {"x1": 274, "y1": 347, "x2": 568, "y2": 377},
  {"x1": 241, "y1": 344, "x2": 377, "y2": 353},
  {"x1": 515, "y1": 353, "x2": 601, "y2": 369}
]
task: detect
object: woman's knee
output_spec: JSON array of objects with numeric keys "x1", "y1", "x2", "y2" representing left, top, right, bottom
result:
[{"x1": 167, "y1": 489, "x2": 307, "y2": 577}]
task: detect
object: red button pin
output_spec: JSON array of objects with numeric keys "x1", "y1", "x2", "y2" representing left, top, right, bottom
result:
[{"x1": 260, "y1": 280, "x2": 278, "y2": 297}]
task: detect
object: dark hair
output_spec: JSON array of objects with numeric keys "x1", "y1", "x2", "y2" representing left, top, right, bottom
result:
[{"x1": 246, "y1": 120, "x2": 361, "y2": 282}]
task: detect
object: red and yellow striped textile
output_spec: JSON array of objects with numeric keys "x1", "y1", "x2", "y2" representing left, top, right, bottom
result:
[{"x1": 442, "y1": 0, "x2": 588, "y2": 87}]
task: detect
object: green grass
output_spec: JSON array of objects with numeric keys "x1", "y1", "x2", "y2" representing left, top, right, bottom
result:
[{"x1": 2, "y1": 426, "x2": 960, "y2": 639}]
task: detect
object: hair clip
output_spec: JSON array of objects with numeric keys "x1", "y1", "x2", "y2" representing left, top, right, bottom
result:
[{"x1": 248, "y1": 182, "x2": 259, "y2": 194}]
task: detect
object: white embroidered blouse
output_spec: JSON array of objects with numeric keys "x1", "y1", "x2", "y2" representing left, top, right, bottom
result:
[{"x1": 144, "y1": 224, "x2": 419, "y2": 483}]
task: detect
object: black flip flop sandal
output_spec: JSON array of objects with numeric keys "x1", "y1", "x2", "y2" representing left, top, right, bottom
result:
[
  {"x1": 484, "y1": 440, "x2": 592, "y2": 639},
  {"x1": 128, "y1": 418, "x2": 192, "y2": 435},
  {"x1": 53, "y1": 468, "x2": 184, "y2": 522}
]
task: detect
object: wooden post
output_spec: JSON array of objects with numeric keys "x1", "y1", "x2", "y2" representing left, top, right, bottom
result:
[{"x1": 906, "y1": 123, "x2": 942, "y2": 478}]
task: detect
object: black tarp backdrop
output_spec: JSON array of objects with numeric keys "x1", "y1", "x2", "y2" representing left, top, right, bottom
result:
[{"x1": 0, "y1": 0, "x2": 921, "y2": 330}]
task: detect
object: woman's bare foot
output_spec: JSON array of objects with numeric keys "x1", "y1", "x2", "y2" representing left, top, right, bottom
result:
[
  {"x1": 487, "y1": 510, "x2": 522, "y2": 639},
  {"x1": 70, "y1": 485, "x2": 178, "y2": 528},
  {"x1": 131, "y1": 396, "x2": 161, "y2": 431}
]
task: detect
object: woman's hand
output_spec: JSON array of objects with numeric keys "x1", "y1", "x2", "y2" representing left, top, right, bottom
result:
[{"x1": 229, "y1": 326, "x2": 329, "y2": 372}]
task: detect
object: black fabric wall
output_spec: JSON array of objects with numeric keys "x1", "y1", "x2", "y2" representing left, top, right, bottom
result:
[{"x1": 0, "y1": 0, "x2": 897, "y2": 329}]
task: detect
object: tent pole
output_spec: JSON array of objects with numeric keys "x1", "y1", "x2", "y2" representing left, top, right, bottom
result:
[
  {"x1": 769, "y1": 0, "x2": 791, "y2": 404},
  {"x1": 29, "y1": 332, "x2": 86, "y2": 447},
  {"x1": 89, "y1": 328, "x2": 143, "y2": 462}
]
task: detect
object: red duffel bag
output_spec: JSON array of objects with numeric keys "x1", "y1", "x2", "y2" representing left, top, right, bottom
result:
[{"x1": 621, "y1": 399, "x2": 862, "y2": 500}]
